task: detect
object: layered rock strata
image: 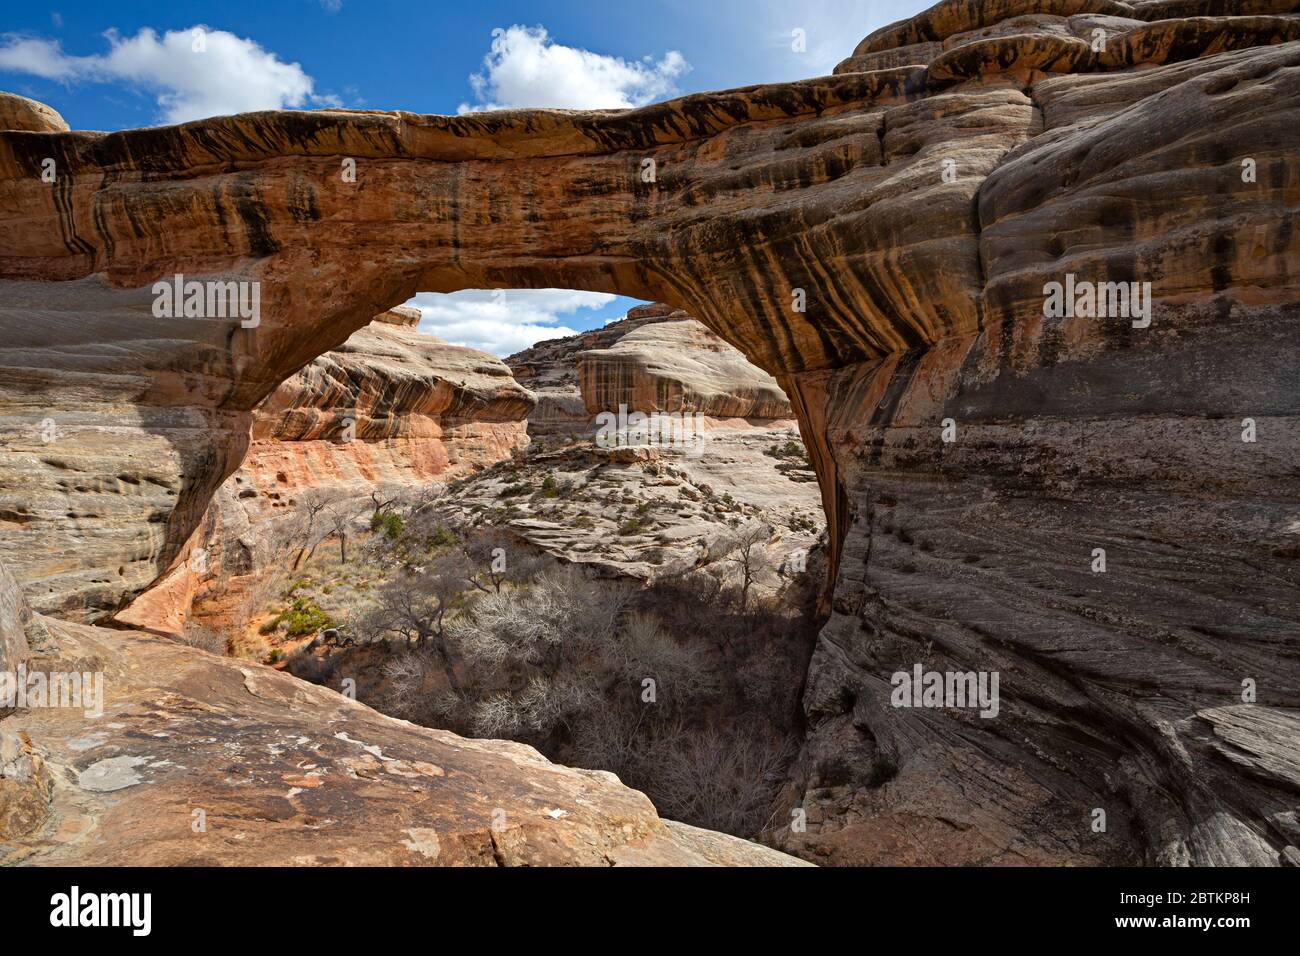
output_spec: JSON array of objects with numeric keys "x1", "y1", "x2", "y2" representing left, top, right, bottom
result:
[
  {"x1": 1, "y1": 0, "x2": 1298, "y2": 865},
  {"x1": 578, "y1": 316, "x2": 793, "y2": 419},
  {"x1": 118, "y1": 306, "x2": 535, "y2": 634},
  {"x1": 506, "y1": 303, "x2": 684, "y2": 434}
]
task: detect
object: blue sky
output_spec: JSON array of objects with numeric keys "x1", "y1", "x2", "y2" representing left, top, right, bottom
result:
[{"x1": 0, "y1": 0, "x2": 924, "y2": 353}]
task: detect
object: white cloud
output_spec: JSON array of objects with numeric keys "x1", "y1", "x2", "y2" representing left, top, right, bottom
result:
[
  {"x1": 656, "y1": 0, "x2": 917, "y2": 82},
  {"x1": 406, "y1": 289, "x2": 618, "y2": 357},
  {"x1": 768, "y1": 0, "x2": 919, "y2": 74},
  {"x1": 458, "y1": 25, "x2": 690, "y2": 113},
  {"x1": 0, "y1": 26, "x2": 329, "y2": 124}
]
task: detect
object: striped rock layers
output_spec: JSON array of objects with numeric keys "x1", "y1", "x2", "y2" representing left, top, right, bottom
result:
[{"x1": 1, "y1": 0, "x2": 1298, "y2": 864}]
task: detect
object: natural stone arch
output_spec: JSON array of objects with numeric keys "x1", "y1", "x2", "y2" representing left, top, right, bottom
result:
[
  {"x1": 1, "y1": 71, "x2": 946, "y2": 615},
  {"x1": 2, "y1": 0, "x2": 1299, "y2": 866}
]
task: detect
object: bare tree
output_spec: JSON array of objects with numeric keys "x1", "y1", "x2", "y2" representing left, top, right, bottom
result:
[
  {"x1": 646, "y1": 726, "x2": 795, "y2": 837},
  {"x1": 382, "y1": 650, "x2": 435, "y2": 720},
  {"x1": 325, "y1": 502, "x2": 361, "y2": 565},
  {"x1": 369, "y1": 488, "x2": 401, "y2": 521},
  {"x1": 612, "y1": 612, "x2": 718, "y2": 703},
  {"x1": 727, "y1": 524, "x2": 772, "y2": 611},
  {"x1": 357, "y1": 553, "x2": 469, "y2": 689},
  {"x1": 459, "y1": 527, "x2": 546, "y2": 593},
  {"x1": 290, "y1": 492, "x2": 335, "y2": 571}
]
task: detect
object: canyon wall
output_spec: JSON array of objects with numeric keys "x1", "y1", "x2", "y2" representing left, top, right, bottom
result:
[
  {"x1": 119, "y1": 305, "x2": 534, "y2": 634},
  {"x1": 507, "y1": 302, "x2": 681, "y2": 434},
  {"x1": 507, "y1": 301, "x2": 794, "y2": 430},
  {"x1": 578, "y1": 315, "x2": 793, "y2": 420},
  {"x1": 1, "y1": 0, "x2": 1298, "y2": 865}
]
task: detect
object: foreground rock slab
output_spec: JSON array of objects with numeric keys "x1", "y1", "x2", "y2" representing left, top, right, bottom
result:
[{"x1": 1, "y1": 618, "x2": 808, "y2": 866}]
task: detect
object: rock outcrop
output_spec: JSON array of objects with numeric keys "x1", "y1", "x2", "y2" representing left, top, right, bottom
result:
[
  {"x1": 0, "y1": 596, "x2": 807, "y2": 866},
  {"x1": 2, "y1": 0, "x2": 1298, "y2": 866},
  {"x1": 578, "y1": 316, "x2": 793, "y2": 419},
  {"x1": 508, "y1": 301, "x2": 794, "y2": 430},
  {"x1": 0, "y1": 559, "x2": 29, "y2": 680},
  {"x1": 229, "y1": 304, "x2": 533, "y2": 509},
  {"x1": 506, "y1": 303, "x2": 681, "y2": 434},
  {"x1": 0, "y1": 93, "x2": 67, "y2": 135},
  {"x1": 496, "y1": 304, "x2": 814, "y2": 580}
]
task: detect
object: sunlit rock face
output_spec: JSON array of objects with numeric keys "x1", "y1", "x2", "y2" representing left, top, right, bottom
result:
[
  {"x1": 506, "y1": 303, "x2": 684, "y2": 435},
  {"x1": 244, "y1": 305, "x2": 534, "y2": 492},
  {"x1": 118, "y1": 306, "x2": 535, "y2": 635},
  {"x1": 578, "y1": 316, "x2": 794, "y2": 420},
  {"x1": 0, "y1": 0, "x2": 1298, "y2": 865},
  {"x1": 508, "y1": 302, "x2": 794, "y2": 432}
]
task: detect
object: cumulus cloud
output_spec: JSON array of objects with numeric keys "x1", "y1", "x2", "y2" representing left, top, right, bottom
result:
[
  {"x1": 405, "y1": 289, "x2": 618, "y2": 357},
  {"x1": 458, "y1": 25, "x2": 690, "y2": 113},
  {"x1": 0, "y1": 26, "x2": 330, "y2": 124}
]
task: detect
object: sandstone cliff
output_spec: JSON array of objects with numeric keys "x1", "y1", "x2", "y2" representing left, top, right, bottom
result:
[
  {"x1": 508, "y1": 301, "x2": 794, "y2": 431},
  {"x1": 578, "y1": 316, "x2": 794, "y2": 420},
  {"x1": 2, "y1": 0, "x2": 1298, "y2": 866},
  {"x1": 507, "y1": 303, "x2": 679, "y2": 433}
]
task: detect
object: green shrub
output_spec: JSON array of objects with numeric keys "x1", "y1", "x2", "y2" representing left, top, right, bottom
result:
[
  {"x1": 428, "y1": 525, "x2": 457, "y2": 549},
  {"x1": 260, "y1": 597, "x2": 334, "y2": 637},
  {"x1": 370, "y1": 512, "x2": 404, "y2": 540}
]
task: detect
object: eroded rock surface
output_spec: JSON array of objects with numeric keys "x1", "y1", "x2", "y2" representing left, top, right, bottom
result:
[
  {"x1": 579, "y1": 317, "x2": 793, "y2": 419},
  {"x1": 0, "y1": 609, "x2": 805, "y2": 866},
  {"x1": 496, "y1": 304, "x2": 817, "y2": 579},
  {"x1": 506, "y1": 303, "x2": 683, "y2": 434},
  {"x1": 0, "y1": 93, "x2": 67, "y2": 134},
  {"x1": 1, "y1": 0, "x2": 1298, "y2": 866}
]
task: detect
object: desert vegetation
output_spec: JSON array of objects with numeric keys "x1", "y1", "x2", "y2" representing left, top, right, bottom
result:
[
  {"x1": 364, "y1": 554, "x2": 813, "y2": 837},
  {"x1": 181, "y1": 461, "x2": 821, "y2": 839}
]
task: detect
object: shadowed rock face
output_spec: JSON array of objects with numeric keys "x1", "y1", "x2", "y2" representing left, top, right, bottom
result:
[{"x1": 1, "y1": 0, "x2": 1298, "y2": 865}]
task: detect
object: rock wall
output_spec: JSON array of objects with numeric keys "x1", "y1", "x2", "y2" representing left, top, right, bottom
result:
[
  {"x1": 1, "y1": 0, "x2": 1298, "y2": 865},
  {"x1": 506, "y1": 303, "x2": 682, "y2": 433},
  {"x1": 578, "y1": 316, "x2": 794, "y2": 419},
  {"x1": 509, "y1": 301, "x2": 795, "y2": 430},
  {"x1": 237, "y1": 305, "x2": 533, "y2": 504}
]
